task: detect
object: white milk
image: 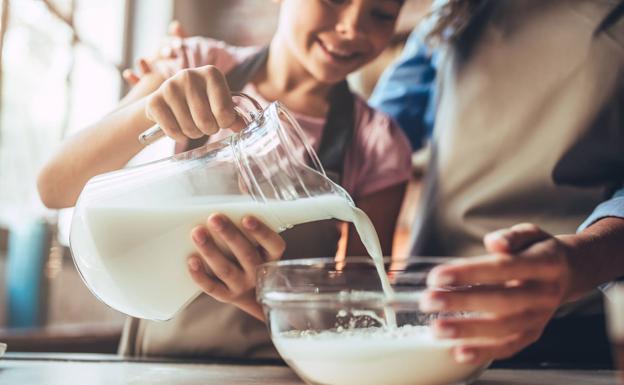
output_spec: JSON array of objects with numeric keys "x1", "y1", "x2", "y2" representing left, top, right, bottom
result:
[
  {"x1": 273, "y1": 326, "x2": 484, "y2": 385},
  {"x1": 70, "y1": 194, "x2": 395, "y2": 321}
]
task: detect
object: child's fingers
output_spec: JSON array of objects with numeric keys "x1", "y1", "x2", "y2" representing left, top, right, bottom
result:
[
  {"x1": 184, "y1": 71, "x2": 219, "y2": 135},
  {"x1": 242, "y1": 216, "x2": 286, "y2": 262},
  {"x1": 200, "y1": 66, "x2": 238, "y2": 130},
  {"x1": 191, "y1": 226, "x2": 247, "y2": 294},
  {"x1": 146, "y1": 95, "x2": 186, "y2": 143},
  {"x1": 207, "y1": 214, "x2": 263, "y2": 277},
  {"x1": 187, "y1": 254, "x2": 230, "y2": 301},
  {"x1": 161, "y1": 81, "x2": 204, "y2": 139}
]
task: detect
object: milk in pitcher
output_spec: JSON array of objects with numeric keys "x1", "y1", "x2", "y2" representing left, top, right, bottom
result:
[{"x1": 71, "y1": 194, "x2": 395, "y2": 321}]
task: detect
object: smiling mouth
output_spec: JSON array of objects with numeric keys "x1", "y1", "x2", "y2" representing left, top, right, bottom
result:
[{"x1": 316, "y1": 38, "x2": 362, "y2": 63}]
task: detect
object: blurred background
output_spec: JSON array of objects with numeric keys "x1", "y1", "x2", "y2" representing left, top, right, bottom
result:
[{"x1": 0, "y1": 0, "x2": 428, "y2": 354}]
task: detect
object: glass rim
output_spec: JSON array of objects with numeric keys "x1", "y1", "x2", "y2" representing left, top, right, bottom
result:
[{"x1": 258, "y1": 256, "x2": 460, "y2": 270}]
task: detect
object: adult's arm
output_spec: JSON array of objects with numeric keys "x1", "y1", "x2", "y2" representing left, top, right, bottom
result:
[{"x1": 421, "y1": 188, "x2": 624, "y2": 364}]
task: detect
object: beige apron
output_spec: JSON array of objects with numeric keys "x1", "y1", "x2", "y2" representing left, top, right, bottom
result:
[
  {"x1": 412, "y1": 0, "x2": 623, "y2": 257},
  {"x1": 410, "y1": 0, "x2": 624, "y2": 320},
  {"x1": 119, "y1": 222, "x2": 341, "y2": 359}
]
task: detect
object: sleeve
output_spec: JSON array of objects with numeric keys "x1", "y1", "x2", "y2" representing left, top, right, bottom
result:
[
  {"x1": 369, "y1": 28, "x2": 438, "y2": 151},
  {"x1": 153, "y1": 37, "x2": 248, "y2": 79},
  {"x1": 349, "y1": 110, "x2": 413, "y2": 199},
  {"x1": 578, "y1": 188, "x2": 624, "y2": 232},
  {"x1": 587, "y1": 188, "x2": 624, "y2": 291}
]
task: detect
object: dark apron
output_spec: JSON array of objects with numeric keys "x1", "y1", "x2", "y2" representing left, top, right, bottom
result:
[{"x1": 119, "y1": 47, "x2": 357, "y2": 359}]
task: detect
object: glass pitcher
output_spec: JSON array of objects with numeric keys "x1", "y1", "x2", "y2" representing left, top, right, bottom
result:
[{"x1": 69, "y1": 93, "x2": 354, "y2": 321}]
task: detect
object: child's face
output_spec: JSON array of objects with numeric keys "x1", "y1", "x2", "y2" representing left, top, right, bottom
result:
[{"x1": 277, "y1": 0, "x2": 403, "y2": 84}]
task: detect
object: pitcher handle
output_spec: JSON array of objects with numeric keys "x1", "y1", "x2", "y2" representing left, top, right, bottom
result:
[{"x1": 138, "y1": 92, "x2": 264, "y2": 146}]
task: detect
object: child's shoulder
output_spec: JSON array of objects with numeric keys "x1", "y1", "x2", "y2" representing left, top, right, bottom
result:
[
  {"x1": 185, "y1": 37, "x2": 262, "y2": 71},
  {"x1": 155, "y1": 37, "x2": 262, "y2": 77},
  {"x1": 352, "y1": 94, "x2": 410, "y2": 147},
  {"x1": 343, "y1": 94, "x2": 413, "y2": 198}
]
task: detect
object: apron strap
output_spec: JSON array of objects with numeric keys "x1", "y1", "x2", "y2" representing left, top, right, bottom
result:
[
  {"x1": 177, "y1": 46, "x2": 355, "y2": 184},
  {"x1": 318, "y1": 80, "x2": 354, "y2": 184},
  {"x1": 225, "y1": 46, "x2": 270, "y2": 91},
  {"x1": 594, "y1": 0, "x2": 624, "y2": 36}
]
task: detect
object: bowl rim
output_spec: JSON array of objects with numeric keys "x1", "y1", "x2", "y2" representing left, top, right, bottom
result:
[
  {"x1": 256, "y1": 256, "x2": 462, "y2": 306},
  {"x1": 258, "y1": 256, "x2": 460, "y2": 270}
]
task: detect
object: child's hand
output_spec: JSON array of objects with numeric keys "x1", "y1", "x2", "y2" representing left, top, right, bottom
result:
[
  {"x1": 145, "y1": 64, "x2": 243, "y2": 142},
  {"x1": 187, "y1": 214, "x2": 285, "y2": 316}
]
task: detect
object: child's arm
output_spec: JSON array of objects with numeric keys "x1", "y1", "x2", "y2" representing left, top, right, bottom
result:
[
  {"x1": 38, "y1": 73, "x2": 165, "y2": 208},
  {"x1": 38, "y1": 65, "x2": 242, "y2": 209}
]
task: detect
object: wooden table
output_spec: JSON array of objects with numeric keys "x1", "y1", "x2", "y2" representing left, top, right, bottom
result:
[{"x1": 0, "y1": 353, "x2": 618, "y2": 385}]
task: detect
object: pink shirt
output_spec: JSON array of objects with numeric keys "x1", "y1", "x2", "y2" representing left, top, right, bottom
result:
[{"x1": 156, "y1": 37, "x2": 412, "y2": 199}]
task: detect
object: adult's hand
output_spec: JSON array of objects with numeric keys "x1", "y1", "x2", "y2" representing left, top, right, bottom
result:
[
  {"x1": 123, "y1": 20, "x2": 189, "y2": 85},
  {"x1": 421, "y1": 223, "x2": 575, "y2": 365}
]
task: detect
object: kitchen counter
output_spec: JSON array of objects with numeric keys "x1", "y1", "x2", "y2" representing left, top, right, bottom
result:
[{"x1": 0, "y1": 353, "x2": 618, "y2": 385}]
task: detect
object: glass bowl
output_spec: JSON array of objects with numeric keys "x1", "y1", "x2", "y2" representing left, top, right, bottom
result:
[{"x1": 257, "y1": 257, "x2": 488, "y2": 385}]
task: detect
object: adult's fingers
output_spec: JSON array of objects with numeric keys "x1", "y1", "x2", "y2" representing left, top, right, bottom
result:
[
  {"x1": 426, "y1": 251, "x2": 564, "y2": 288},
  {"x1": 168, "y1": 20, "x2": 188, "y2": 38},
  {"x1": 433, "y1": 310, "x2": 552, "y2": 339},
  {"x1": 452, "y1": 329, "x2": 543, "y2": 364},
  {"x1": 137, "y1": 58, "x2": 152, "y2": 75},
  {"x1": 242, "y1": 216, "x2": 286, "y2": 261},
  {"x1": 484, "y1": 223, "x2": 551, "y2": 254},
  {"x1": 420, "y1": 282, "x2": 561, "y2": 315},
  {"x1": 173, "y1": 40, "x2": 190, "y2": 68},
  {"x1": 122, "y1": 69, "x2": 140, "y2": 85}
]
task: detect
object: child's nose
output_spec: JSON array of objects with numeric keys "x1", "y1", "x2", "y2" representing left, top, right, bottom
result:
[{"x1": 335, "y1": 6, "x2": 366, "y2": 39}]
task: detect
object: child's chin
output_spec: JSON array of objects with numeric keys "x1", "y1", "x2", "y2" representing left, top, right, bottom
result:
[{"x1": 313, "y1": 68, "x2": 351, "y2": 85}]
